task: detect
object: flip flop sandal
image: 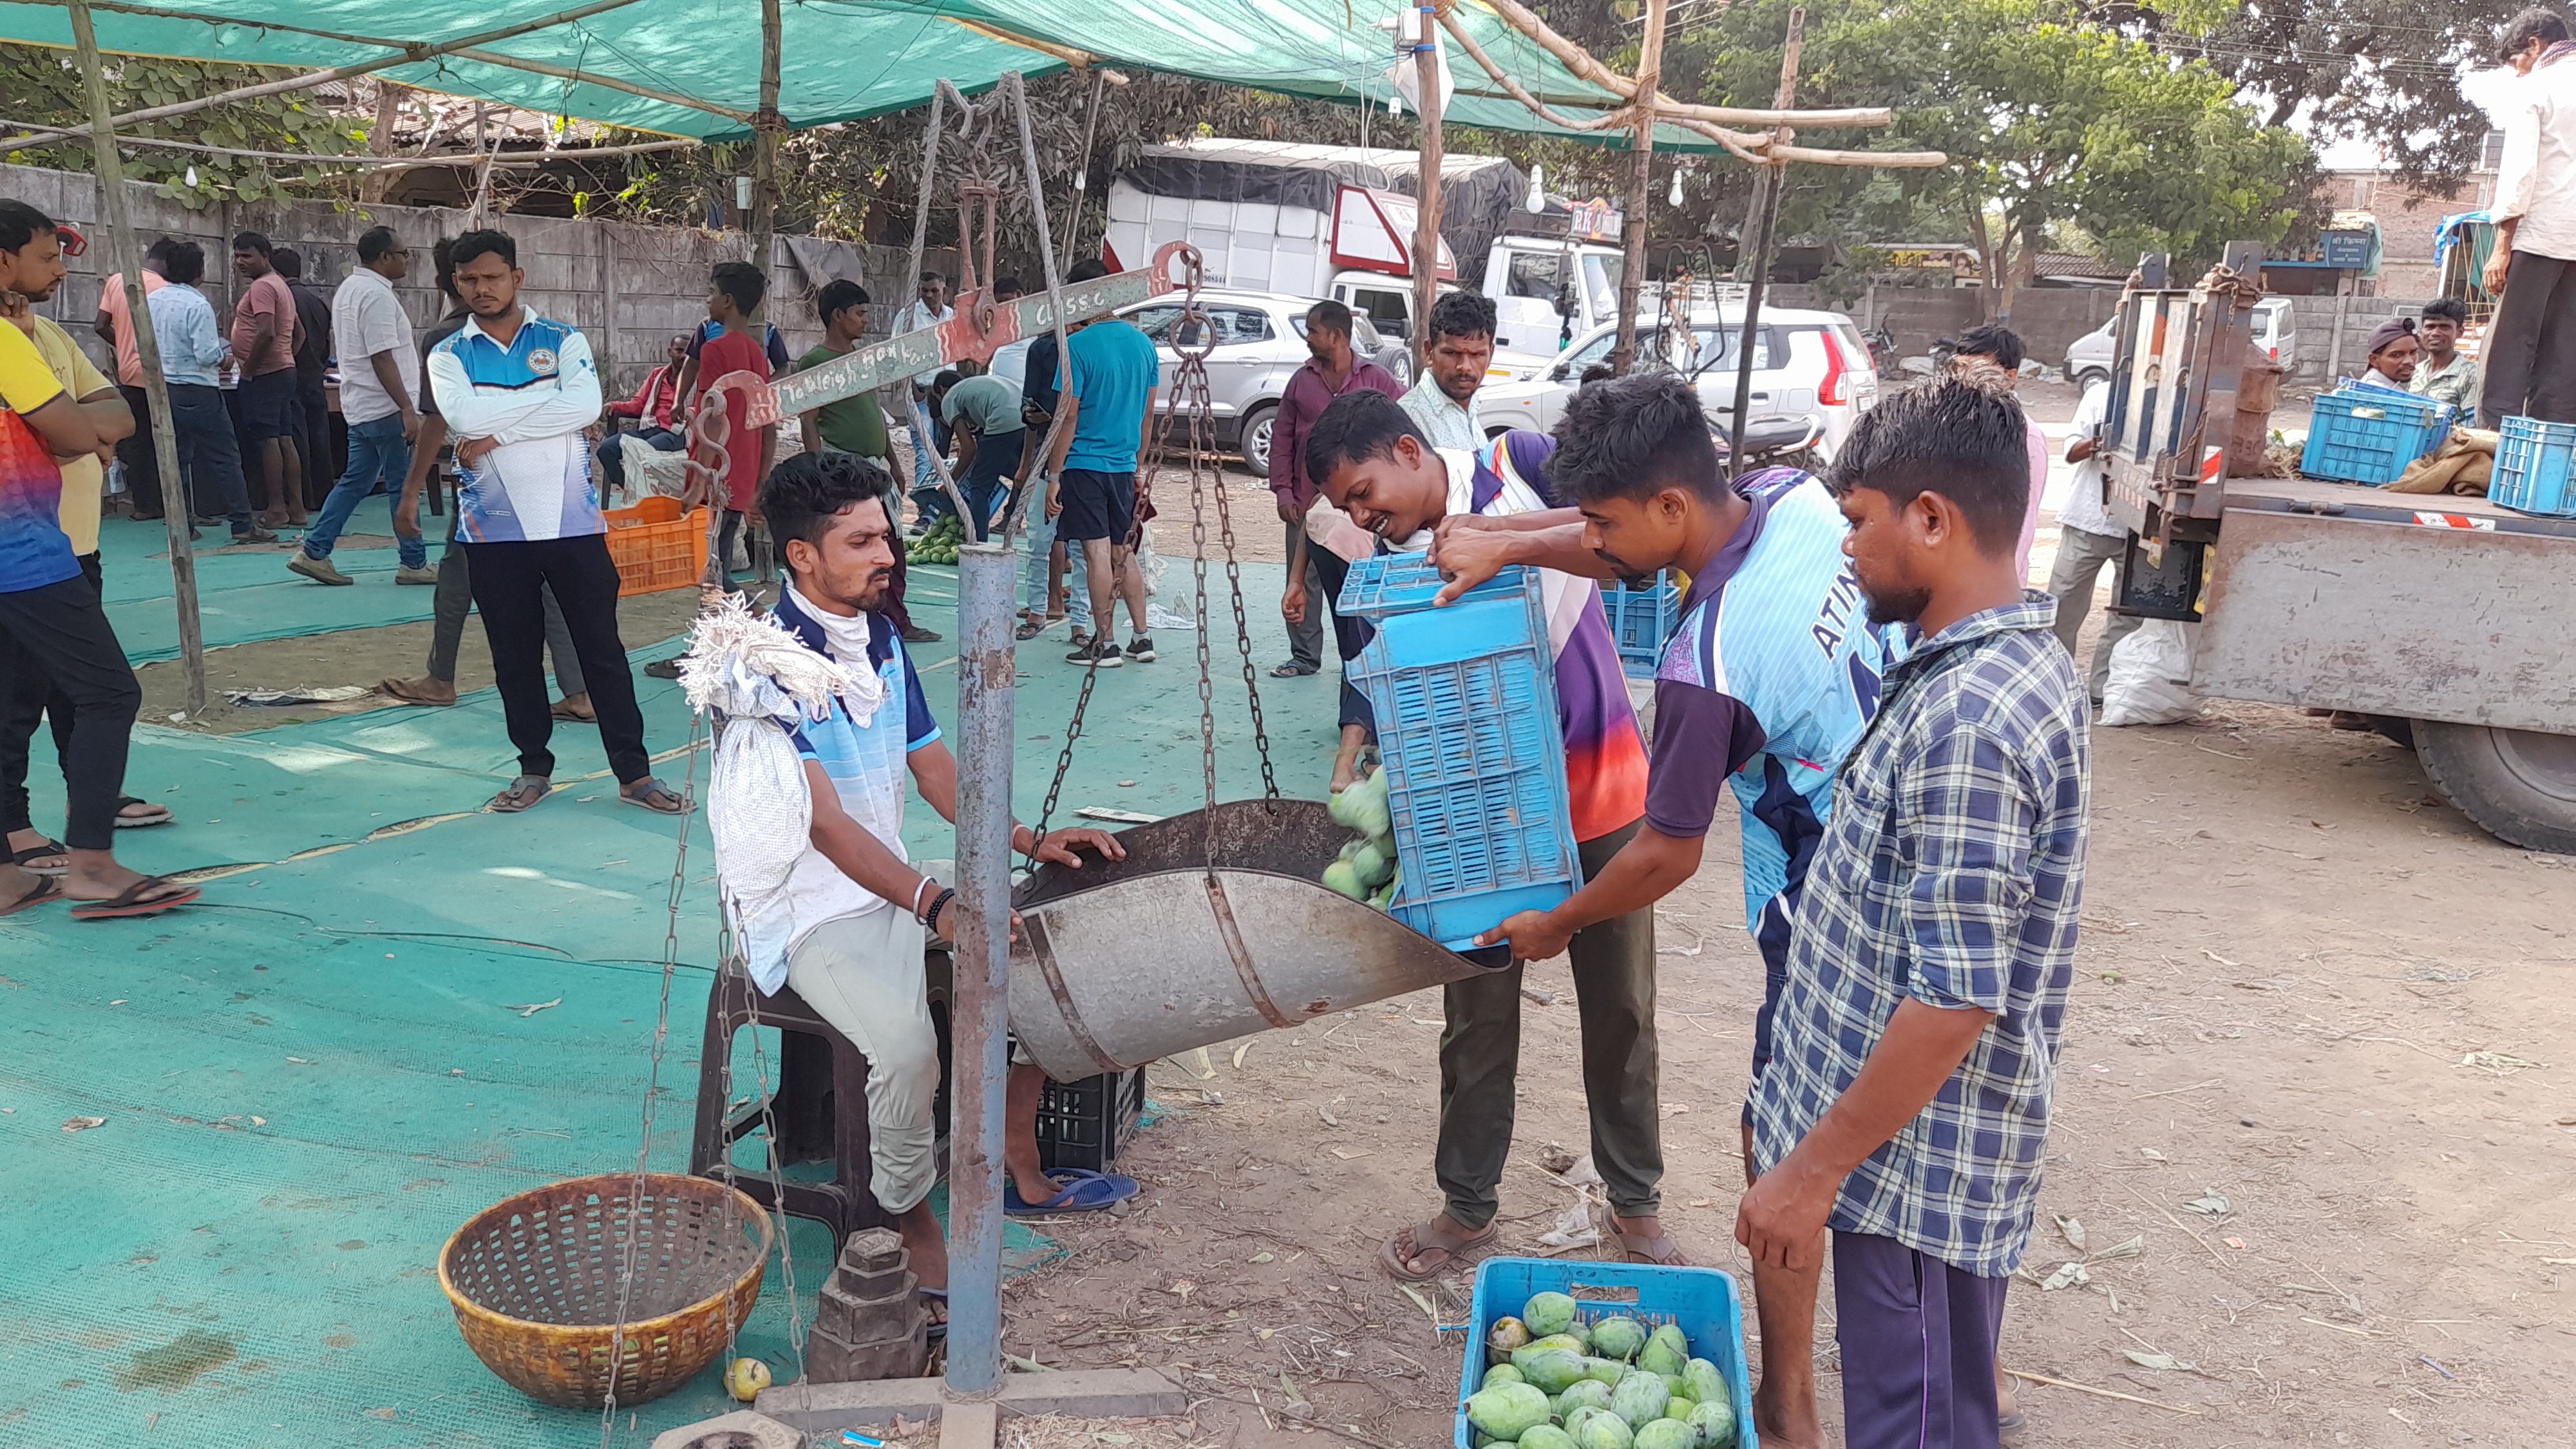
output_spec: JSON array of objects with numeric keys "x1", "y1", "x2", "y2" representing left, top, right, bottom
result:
[
  {"x1": 10, "y1": 838, "x2": 70, "y2": 876},
  {"x1": 918, "y1": 1287, "x2": 949, "y2": 1342},
  {"x1": 1014, "y1": 618, "x2": 1048, "y2": 641},
  {"x1": 1611, "y1": 1227, "x2": 1691, "y2": 1267},
  {"x1": 1379, "y1": 1220, "x2": 1499, "y2": 1283},
  {"x1": 114, "y1": 797, "x2": 173, "y2": 828},
  {"x1": 1005, "y1": 1169, "x2": 1139, "y2": 1216},
  {"x1": 488, "y1": 775, "x2": 552, "y2": 813},
  {"x1": 2, "y1": 874, "x2": 63, "y2": 917},
  {"x1": 1271, "y1": 661, "x2": 1320, "y2": 677},
  {"x1": 621, "y1": 779, "x2": 687, "y2": 815},
  {"x1": 70, "y1": 875, "x2": 201, "y2": 920},
  {"x1": 549, "y1": 700, "x2": 598, "y2": 722}
]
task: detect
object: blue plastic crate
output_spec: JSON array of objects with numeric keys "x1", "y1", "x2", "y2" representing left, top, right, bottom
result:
[
  {"x1": 2491, "y1": 413, "x2": 2576, "y2": 516},
  {"x1": 1600, "y1": 572, "x2": 1680, "y2": 679},
  {"x1": 1455, "y1": 1256, "x2": 1757, "y2": 1449},
  {"x1": 2299, "y1": 387, "x2": 2452, "y2": 485},
  {"x1": 1339, "y1": 554, "x2": 1580, "y2": 951}
]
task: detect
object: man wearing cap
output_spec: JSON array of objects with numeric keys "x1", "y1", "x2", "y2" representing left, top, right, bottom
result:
[{"x1": 2356, "y1": 318, "x2": 2423, "y2": 393}]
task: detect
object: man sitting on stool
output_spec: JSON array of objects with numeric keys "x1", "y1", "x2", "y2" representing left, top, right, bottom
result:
[{"x1": 759, "y1": 451, "x2": 1136, "y2": 1301}]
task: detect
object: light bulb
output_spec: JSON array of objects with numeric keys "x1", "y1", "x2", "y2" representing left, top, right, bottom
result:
[
  {"x1": 1526, "y1": 163, "x2": 1546, "y2": 213},
  {"x1": 184, "y1": 164, "x2": 198, "y2": 188},
  {"x1": 1669, "y1": 170, "x2": 1684, "y2": 206},
  {"x1": 1390, "y1": 93, "x2": 1402, "y2": 116}
]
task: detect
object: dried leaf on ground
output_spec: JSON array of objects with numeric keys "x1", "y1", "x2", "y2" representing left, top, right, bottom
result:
[
  {"x1": 2041, "y1": 1262, "x2": 2091, "y2": 1291},
  {"x1": 2125, "y1": 1350, "x2": 2197, "y2": 1372},
  {"x1": 2056, "y1": 1214, "x2": 2088, "y2": 1252},
  {"x1": 507, "y1": 996, "x2": 562, "y2": 1018},
  {"x1": 2090, "y1": 1235, "x2": 2145, "y2": 1261},
  {"x1": 2183, "y1": 1190, "x2": 2230, "y2": 1217},
  {"x1": 62, "y1": 1115, "x2": 106, "y2": 1132}
]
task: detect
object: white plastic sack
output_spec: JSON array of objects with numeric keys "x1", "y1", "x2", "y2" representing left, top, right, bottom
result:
[
  {"x1": 1133, "y1": 531, "x2": 1198, "y2": 632},
  {"x1": 2098, "y1": 618, "x2": 2204, "y2": 726}
]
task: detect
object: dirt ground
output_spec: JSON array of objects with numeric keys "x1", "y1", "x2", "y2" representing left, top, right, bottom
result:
[{"x1": 117, "y1": 395, "x2": 2575, "y2": 1449}]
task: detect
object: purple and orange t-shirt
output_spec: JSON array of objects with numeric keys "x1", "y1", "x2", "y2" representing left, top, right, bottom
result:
[
  {"x1": 1394, "y1": 430, "x2": 1649, "y2": 843},
  {"x1": 0, "y1": 322, "x2": 76, "y2": 596}
]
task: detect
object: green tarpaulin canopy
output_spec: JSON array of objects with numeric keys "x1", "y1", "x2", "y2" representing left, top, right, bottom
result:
[{"x1": 0, "y1": 0, "x2": 1722, "y2": 150}]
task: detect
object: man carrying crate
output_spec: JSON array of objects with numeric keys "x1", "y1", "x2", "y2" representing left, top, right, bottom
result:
[
  {"x1": 1300, "y1": 390, "x2": 1676, "y2": 1278},
  {"x1": 1426, "y1": 373, "x2": 1897, "y2": 1448}
]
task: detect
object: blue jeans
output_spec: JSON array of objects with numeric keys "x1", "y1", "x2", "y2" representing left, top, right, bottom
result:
[
  {"x1": 163, "y1": 383, "x2": 255, "y2": 535},
  {"x1": 959, "y1": 428, "x2": 1022, "y2": 536},
  {"x1": 305, "y1": 413, "x2": 425, "y2": 569}
]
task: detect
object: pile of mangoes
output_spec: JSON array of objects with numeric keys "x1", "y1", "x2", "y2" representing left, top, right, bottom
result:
[
  {"x1": 907, "y1": 515, "x2": 967, "y2": 565},
  {"x1": 1323, "y1": 767, "x2": 1398, "y2": 911},
  {"x1": 1463, "y1": 1291, "x2": 1739, "y2": 1449}
]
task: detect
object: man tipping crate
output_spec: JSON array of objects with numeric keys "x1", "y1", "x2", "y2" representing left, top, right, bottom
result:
[{"x1": 1299, "y1": 389, "x2": 1680, "y2": 1278}]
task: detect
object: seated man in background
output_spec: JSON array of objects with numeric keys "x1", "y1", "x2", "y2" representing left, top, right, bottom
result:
[
  {"x1": 2355, "y1": 318, "x2": 2422, "y2": 393},
  {"x1": 2410, "y1": 299, "x2": 2481, "y2": 409},
  {"x1": 596, "y1": 332, "x2": 690, "y2": 495}
]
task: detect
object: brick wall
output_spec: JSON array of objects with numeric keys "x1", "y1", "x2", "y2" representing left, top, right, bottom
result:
[{"x1": 5, "y1": 162, "x2": 956, "y2": 400}]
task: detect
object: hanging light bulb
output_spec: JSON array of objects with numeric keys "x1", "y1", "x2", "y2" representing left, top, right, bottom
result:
[
  {"x1": 184, "y1": 164, "x2": 198, "y2": 188},
  {"x1": 1669, "y1": 169, "x2": 1685, "y2": 207},
  {"x1": 1389, "y1": 91, "x2": 1403, "y2": 117},
  {"x1": 1526, "y1": 162, "x2": 1546, "y2": 213}
]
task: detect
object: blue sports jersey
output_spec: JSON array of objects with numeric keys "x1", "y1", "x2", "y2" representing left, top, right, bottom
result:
[
  {"x1": 1648, "y1": 468, "x2": 1897, "y2": 931},
  {"x1": 425, "y1": 308, "x2": 607, "y2": 542}
]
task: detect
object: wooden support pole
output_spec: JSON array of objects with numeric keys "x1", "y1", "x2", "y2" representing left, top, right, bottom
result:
[
  {"x1": 12, "y1": 0, "x2": 654, "y2": 146},
  {"x1": 68, "y1": 0, "x2": 203, "y2": 714},
  {"x1": 750, "y1": 0, "x2": 784, "y2": 275},
  {"x1": 1734, "y1": 6, "x2": 1805, "y2": 281},
  {"x1": 1410, "y1": 5, "x2": 1445, "y2": 374},
  {"x1": 1728, "y1": 8, "x2": 1803, "y2": 480},
  {"x1": 1609, "y1": 0, "x2": 1667, "y2": 376}
]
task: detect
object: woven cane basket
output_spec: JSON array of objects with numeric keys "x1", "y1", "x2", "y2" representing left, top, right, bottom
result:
[{"x1": 437, "y1": 1173, "x2": 772, "y2": 1408}]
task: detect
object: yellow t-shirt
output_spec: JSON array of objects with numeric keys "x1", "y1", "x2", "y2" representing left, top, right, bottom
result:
[{"x1": 20, "y1": 316, "x2": 114, "y2": 556}]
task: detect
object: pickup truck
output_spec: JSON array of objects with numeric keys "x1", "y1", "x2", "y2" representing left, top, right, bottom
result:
[{"x1": 2100, "y1": 285, "x2": 2576, "y2": 852}]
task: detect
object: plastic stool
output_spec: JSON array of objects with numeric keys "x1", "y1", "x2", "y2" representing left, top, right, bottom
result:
[{"x1": 687, "y1": 951, "x2": 952, "y2": 1244}]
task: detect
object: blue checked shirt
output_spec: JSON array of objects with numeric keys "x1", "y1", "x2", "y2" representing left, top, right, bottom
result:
[{"x1": 1749, "y1": 593, "x2": 2090, "y2": 1278}]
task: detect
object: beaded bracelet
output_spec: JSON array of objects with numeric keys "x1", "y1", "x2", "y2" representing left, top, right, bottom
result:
[{"x1": 924, "y1": 887, "x2": 958, "y2": 936}]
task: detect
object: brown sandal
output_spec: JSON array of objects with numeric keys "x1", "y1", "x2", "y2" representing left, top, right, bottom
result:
[
  {"x1": 1379, "y1": 1218, "x2": 1499, "y2": 1283},
  {"x1": 1612, "y1": 1226, "x2": 1690, "y2": 1266}
]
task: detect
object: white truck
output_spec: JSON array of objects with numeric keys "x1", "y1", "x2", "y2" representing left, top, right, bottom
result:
[{"x1": 1103, "y1": 138, "x2": 1631, "y2": 371}]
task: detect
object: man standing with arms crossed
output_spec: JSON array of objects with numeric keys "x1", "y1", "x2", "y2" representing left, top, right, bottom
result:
[
  {"x1": 1740, "y1": 381, "x2": 2089, "y2": 1449},
  {"x1": 2481, "y1": 6, "x2": 2576, "y2": 426},
  {"x1": 295, "y1": 225, "x2": 433, "y2": 587},
  {"x1": 1048, "y1": 259, "x2": 1160, "y2": 669},
  {"x1": 427, "y1": 229, "x2": 677, "y2": 815},
  {"x1": 1270, "y1": 299, "x2": 1401, "y2": 679}
]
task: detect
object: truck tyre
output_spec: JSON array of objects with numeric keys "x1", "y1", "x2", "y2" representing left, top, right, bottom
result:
[
  {"x1": 2414, "y1": 719, "x2": 2576, "y2": 854},
  {"x1": 1241, "y1": 402, "x2": 1279, "y2": 481}
]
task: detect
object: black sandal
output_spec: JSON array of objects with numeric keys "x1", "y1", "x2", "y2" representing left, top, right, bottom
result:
[{"x1": 10, "y1": 838, "x2": 70, "y2": 875}]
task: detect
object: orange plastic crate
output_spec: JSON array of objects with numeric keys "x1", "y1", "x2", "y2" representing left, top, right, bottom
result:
[{"x1": 602, "y1": 495, "x2": 710, "y2": 596}]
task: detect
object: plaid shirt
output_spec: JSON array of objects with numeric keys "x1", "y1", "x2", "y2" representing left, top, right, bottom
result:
[{"x1": 1749, "y1": 593, "x2": 2090, "y2": 1278}]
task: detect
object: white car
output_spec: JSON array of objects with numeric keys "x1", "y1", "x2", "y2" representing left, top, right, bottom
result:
[
  {"x1": 1113, "y1": 289, "x2": 1410, "y2": 479},
  {"x1": 1475, "y1": 307, "x2": 1880, "y2": 459},
  {"x1": 2066, "y1": 296, "x2": 2296, "y2": 386}
]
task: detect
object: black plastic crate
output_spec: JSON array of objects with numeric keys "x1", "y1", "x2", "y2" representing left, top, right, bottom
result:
[{"x1": 1033, "y1": 1066, "x2": 1146, "y2": 1174}]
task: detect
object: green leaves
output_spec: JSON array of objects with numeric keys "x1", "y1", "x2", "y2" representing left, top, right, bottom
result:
[{"x1": 0, "y1": 44, "x2": 366, "y2": 211}]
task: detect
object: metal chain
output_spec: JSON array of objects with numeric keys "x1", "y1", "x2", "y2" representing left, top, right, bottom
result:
[
  {"x1": 598, "y1": 710, "x2": 705, "y2": 1447},
  {"x1": 1024, "y1": 658, "x2": 1098, "y2": 866}
]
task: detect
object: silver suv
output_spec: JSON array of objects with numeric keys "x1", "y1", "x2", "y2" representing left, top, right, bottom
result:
[{"x1": 1117, "y1": 289, "x2": 1412, "y2": 478}]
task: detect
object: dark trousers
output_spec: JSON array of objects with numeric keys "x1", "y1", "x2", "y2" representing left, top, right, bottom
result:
[
  {"x1": 296, "y1": 369, "x2": 334, "y2": 507},
  {"x1": 1285, "y1": 522, "x2": 1327, "y2": 670},
  {"x1": 958, "y1": 428, "x2": 1023, "y2": 533},
  {"x1": 2478, "y1": 250, "x2": 2576, "y2": 428},
  {"x1": 165, "y1": 383, "x2": 255, "y2": 533},
  {"x1": 424, "y1": 506, "x2": 585, "y2": 690},
  {"x1": 460, "y1": 534, "x2": 647, "y2": 784},
  {"x1": 1833, "y1": 1232, "x2": 2011, "y2": 1449},
  {"x1": 1434, "y1": 819, "x2": 1660, "y2": 1228},
  {"x1": 0, "y1": 553, "x2": 105, "y2": 837},
  {"x1": 116, "y1": 385, "x2": 164, "y2": 517},
  {"x1": 0, "y1": 568, "x2": 141, "y2": 851}
]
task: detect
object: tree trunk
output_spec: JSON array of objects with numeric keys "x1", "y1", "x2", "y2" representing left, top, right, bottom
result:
[{"x1": 361, "y1": 81, "x2": 406, "y2": 203}]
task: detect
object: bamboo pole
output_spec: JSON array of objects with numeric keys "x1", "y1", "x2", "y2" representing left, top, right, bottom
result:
[
  {"x1": 8, "y1": 0, "x2": 652, "y2": 146},
  {"x1": 1609, "y1": 0, "x2": 1667, "y2": 376},
  {"x1": 1410, "y1": 5, "x2": 1444, "y2": 372},
  {"x1": 750, "y1": 0, "x2": 784, "y2": 272},
  {"x1": 67, "y1": 0, "x2": 203, "y2": 714},
  {"x1": 1727, "y1": 9, "x2": 1802, "y2": 480}
]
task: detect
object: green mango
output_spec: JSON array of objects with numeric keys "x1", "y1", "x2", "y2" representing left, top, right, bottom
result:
[
  {"x1": 1610, "y1": 1371, "x2": 1671, "y2": 1429},
  {"x1": 1555, "y1": 1379, "x2": 1615, "y2": 1416},
  {"x1": 1582, "y1": 1357, "x2": 1627, "y2": 1386},
  {"x1": 1321, "y1": 860, "x2": 1365, "y2": 898},
  {"x1": 1587, "y1": 1316, "x2": 1647, "y2": 1363},
  {"x1": 1633, "y1": 1419, "x2": 1696, "y2": 1449},
  {"x1": 1521, "y1": 1333, "x2": 1587, "y2": 1359},
  {"x1": 1686, "y1": 1397, "x2": 1738, "y2": 1449},
  {"x1": 1665, "y1": 1397, "x2": 1694, "y2": 1421},
  {"x1": 1464, "y1": 1381, "x2": 1553, "y2": 1441},
  {"x1": 1680, "y1": 1359, "x2": 1725, "y2": 1410},
  {"x1": 1660, "y1": 1374, "x2": 1686, "y2": 1399},
  {"x1": 1520, "y1": 1427, "x2": 1580, "y2": 1449},
  {"x1": 1638, "y1": 1324, "x2": 1689, "y2": 1379},
  {"x1": 1522, "y1": 1291, "x2": 1579, "y2": 1339},
  {"x1": 1513, "y1": 1346, "x2": 1588, "y2": 1395},
  {"x1": 1482, "y1": 1362, "x2": 1525, "y2": 1389},
  {"x1": 1486, "y1": 1317, "x2": 1531, "y2": 1365},
  {"x1": 1571, "y1": 1408, "x2": 1634, "y2": 1449}
]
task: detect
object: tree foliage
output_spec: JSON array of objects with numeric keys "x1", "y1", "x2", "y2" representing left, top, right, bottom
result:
[{"x1": 0, "y1": 43, "x2": 365, "y2": 208}]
